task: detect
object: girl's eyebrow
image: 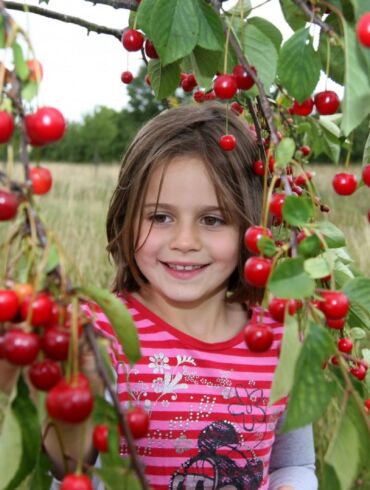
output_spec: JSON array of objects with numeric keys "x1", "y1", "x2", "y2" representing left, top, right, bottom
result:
[{"x1": 143, "y1": 203, "x2": 225, "y2": 212}]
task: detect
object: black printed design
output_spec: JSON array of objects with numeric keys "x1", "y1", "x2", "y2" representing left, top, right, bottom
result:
[{"x1": 170, "y1": 421, "x2": 263, "y2": 490}]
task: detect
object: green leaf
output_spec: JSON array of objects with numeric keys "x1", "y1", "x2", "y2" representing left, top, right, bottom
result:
[
  {"x1": 92, "y1": 395, "x2": 118, "y2": 426},
  {"x1": 282, "y1": 323, "x2": 338, "y2": 432},
  {"x1": 193, "y1": 0, "x2": 224, "y2": 52},
  {"x1": 321, "y1": 463, "x2": 341, "y2": 490},
  {"x1": 318, "y1": 16, "x2": 344, "y2": 85},
  {"x1": 44, "y1": 244, "x2": 59, "y2": 274},
  {"x1": 150, "y1": 0, "x2": 199, "y2": 66},
  {"x1": 6, "y1": 375, "x2": 40, "y2": 490},
  {"x1": 28, "y1": 452, "x2": 52, "y2": 490},
  {"x1": 247, "y1": 17, "x2": 283, "y2": 53},
  {"x1": 277, "y1": 28, "x2": 321, "y2": 102},
  {"x1": 79, "y1": 285, "x2": 141, "y2": 365},
  {"x1": 350, "y1": 327, "x2": 366, "y2": 340},
  {"x1": 0, "y1": 16, "x2": 5, "y2": 49},
  {"x1": 136, "y1": 0, "x2": 154, "y2": 38},
  {"x1": 0, "y1": 388, "x2": 22, "y2": 489},
  {"x1": 362, "y1": 131, "x2": 370, "y2": 164},
  {"x1": 12, "y1": 42, "x2": 29, "y2": 81},
  {"x1": 343, "y1": 277, "x2": 370, "y2": 319},
  {"x1": 275, "y1": 137, "x2": 295, "y2": 168},
  {"x1": 325, "y1": 398, "x2": 360, "y2": 490},
  {"x1": 148, "y1": 59, "x2": 181, "y2": 100},
  {"x1": 242, "y1": 23, "x2": 278, "y2": 92},
  {"x1": 257, "y1": 236, "x2": 276, "y2": 257},
  {"x1": 190, "y1": 46, "x2": 221, "y2": 90},
  {"x1": 268, "y1": 257, "x2": 316, "y2": 299},
  {"x1": 282, "y1": 195, "x2": 314, "y2": 226},
  {"x1": 94, "y1": 464, "x2": 130, "y2": 490},
  {"x1": 314, "y1": 221, "x2": 346, "y2": 248},
  {"x1": 341, "y1": 22, "x2": 370, "y2": 135},
  {"x1": 298, "y1": 234, "x2": 322, "y2": 258},
  {"x1": 279, "y1": 0, "x2": 308, "y2": 30},
  {"x1": 228, "y1": 0, "x2": 252, "y2": 17},
  {"x1": 21, "y1": 81, "x2": 39, "y2": 102},
  {"x1": 270, "y1": 314, "x2": 302, "y2": 404},
  {"x1": 304, "y1": 255, "x2": 332, "y2": 278}
]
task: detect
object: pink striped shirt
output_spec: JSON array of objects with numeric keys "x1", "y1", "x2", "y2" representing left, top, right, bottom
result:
[{"x1": 85, "y1": 294, "x2": 287, "y2": 489}]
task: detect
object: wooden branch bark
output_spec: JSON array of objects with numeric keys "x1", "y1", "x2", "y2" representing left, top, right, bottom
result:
[{"x1": 4, "y1": 1, "x2": 123, "y2": 39}]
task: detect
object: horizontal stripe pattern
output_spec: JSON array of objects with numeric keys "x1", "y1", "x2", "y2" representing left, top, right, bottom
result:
[{"x1": 84, "y1": 295, "x2": 287, "y2": 490}]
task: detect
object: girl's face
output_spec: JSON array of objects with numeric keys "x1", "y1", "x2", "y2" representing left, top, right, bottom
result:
[{"x1": 134, "y1": 155, "x2": 240, "y2": 308}]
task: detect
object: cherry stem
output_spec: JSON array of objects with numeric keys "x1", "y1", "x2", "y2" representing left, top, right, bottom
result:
[{"x1": 84, "y1": 323, "x2": 150, "y2": 490}]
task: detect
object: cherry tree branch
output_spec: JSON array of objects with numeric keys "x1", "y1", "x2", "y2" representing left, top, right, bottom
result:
[
  {"x1": 292, "y1": 0, "x2": 335, "y2": 35},
  {"x1": 84, "y1": 323, "x2": 150, "y2": 490},
  {"x1": 4, "y1": 1, "x2": 122, "y2": 39},
  {"x1": 84, "y1": 0, "x2": 138, "y2": 9}
]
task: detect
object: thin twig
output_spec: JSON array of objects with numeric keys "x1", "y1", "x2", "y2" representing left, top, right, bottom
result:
[
  {"x1": 84, "y1": 323, "x2": 150, "y2": 490},
  {"x1": 84, "y1": 0, "x2": 138, "y2": 9},
  {"x1": 292, "y1": 0, "x2": 335, "y2": 35},
  {"x1": 4, "y1": 1, "x2": 122, "y2": 40}
]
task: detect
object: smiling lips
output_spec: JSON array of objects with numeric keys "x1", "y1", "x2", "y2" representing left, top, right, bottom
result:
[{"x1": 161, "y1": 261, "x2": 209, "y2": 277}]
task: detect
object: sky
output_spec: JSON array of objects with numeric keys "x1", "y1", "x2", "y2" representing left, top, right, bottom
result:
[{"x1": 7, "y1": 1, "x2": 294, "y2": 121}]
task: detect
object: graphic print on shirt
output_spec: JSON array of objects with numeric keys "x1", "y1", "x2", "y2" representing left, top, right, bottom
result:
[
  {"x1": 119, "y1": 351, "x2": 280, "y2": 483},
  {"x1": 170, "y1": 420, "x2": 263, "y2": 489}
]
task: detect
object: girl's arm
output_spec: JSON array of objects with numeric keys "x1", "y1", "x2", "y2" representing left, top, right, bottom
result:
[{"x1": 269, "y1": 417, "x2": 318, "y2": 490}]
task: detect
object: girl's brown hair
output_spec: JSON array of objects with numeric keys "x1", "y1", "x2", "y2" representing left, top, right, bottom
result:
[{"x1": 106, "y1": 102, "x2": 264, "y2": 305}]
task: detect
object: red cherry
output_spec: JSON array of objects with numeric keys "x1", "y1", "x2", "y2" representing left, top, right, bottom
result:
[
  {"x1": 21, "y1": 292, "x2": 54, "y2": 327},
  {"x1": 314, "y1": 91, "x2": 340, "y2": 115},
  {"x1": 187, "y1": 74, "x2": 197, "y2": 87},
  {"x1": 0, "y1": 111, "x2": 14, "y2": 143},
  {"x1": 29, "y1": 166, "x2": 53, "y2": 195},
  {"x1": 356, "y1": 13, "x2": 370, "y2": 48},
  {"x1": 365, "y1": 399, "x2": 370, "y2": 412},
  {"x1": 181, "y1": 77, "x2": 195, "y2": 93},
  {"x1": 46, "y1": 374, "x2": 93, "y2": 423},
  {"x1": 219, "y1": 134, "x2": 236, "y2": 151},
  {"x1": 144, "y1": 39, "x2": 158, "y2": 59},
  {"x1": 121, "y1": 28, "x2": 144, "y2": 52},
  {"x1": 93, "y1": 424, "x2": 109, "y2": 452},
  {"x1": 25, "y1": 107, "x2": 66, "y2": 145},
  {"x1": 42, "y1": 327, "x2": 70, "y2": 361},
  {"x1": 60, "y1": 474, "x2": 93, "y2": 490},
  {"x1": 244, "y1": 226, "x2": 272, "y2": 254},
  {"x1": 121, "y1": 70, "x2": 133, "y2": 84},
  {"x1": 294, "y1": 172, "x2": 313, "y2": 187},
  {"x1": 269, "y1": 193, "x2": 286, "y2": 220},
  {"x1": 300, "y1": 145, "x2": 311, "y2": 156},
  {"x1": 326, "y1": 317, "x2": 345, "y2": 330},
  {"x1": 145, "y1": 73, "x2": 151, "y2": 86},
  {"x1": 3, "y1": 330, "x2": 40, "y2": 365},
  {"x1": 337, "y1": 338, "x2": 353, "y2": 354},
  {"x1": 362, "y1": 164, "x2": 370, "y2": 186},
  {"x1": 350, "y1": 363, "x2": 368, "y2": 381},
  {"x1": 253, "y1": 160, "x2": 265, "y2": 176},
  {"x1": 268, "y1": 298, "x2": 301, "y2": 322},
  {"x1": 291, "y1": 98, "x2": 314, "y2": 116},
  {"x1": 126, "y1": 406, "x2": 150, "y2": 439},
  {"x1": 213, "y1": 74, "x2": 238, "y2": 99},
  {"x1": 232, "y1": 64, "x2": 256, "y2": 90},
  {"x1": 29, "y1": 359, "x2": 62, "y2": 391},
  {"x1": 204, "y1": 90, "x2": 216, "y2": 101},
  {"x1": 244, "y1": 257, "x2": 272, "y2": 287},
  {"x1": 332, "y1": 172, "x2": 357, "y2": 196},
  {"x1": 0, "y1": 289, "x2": 19, "y2": 322},
  {"x1": 319, "y1": 290, "x2": 349, "y2": 319},
  {"x1": 244, "y1": 322, "x2": 274, "y2": 352},
  {"x1": 230, "y1": 101, "x2": 243, "y2": 114},
  {"x1": 26, "y1": 59, "x2": 43, "y2": 83},
  {"x1": 193, "y1": 90, "x2": 205, "y2": 103},
  {"x1": 268, "y1": 155, "x2": 275, "y2": 173},
  {"x1": 331, "y1": 355, "x2": 339, "y2": 366},
  {"x1": 0, "y1": 189, "x2": 19, "y2": 220}
]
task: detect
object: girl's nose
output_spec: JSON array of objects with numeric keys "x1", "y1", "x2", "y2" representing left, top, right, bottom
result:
[{"x1": 169, "y1": 222, "x2": 201, "y2": 251}]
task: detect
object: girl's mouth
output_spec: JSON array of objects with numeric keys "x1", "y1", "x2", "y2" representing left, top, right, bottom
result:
[{"x1": 161, "y1": 261, "x2": 209, "y2": 278}]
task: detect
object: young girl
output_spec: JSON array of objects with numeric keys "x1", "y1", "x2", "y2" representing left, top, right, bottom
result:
[{"x1": 50, "y1": 102, "x2": 317, "y2": 489}]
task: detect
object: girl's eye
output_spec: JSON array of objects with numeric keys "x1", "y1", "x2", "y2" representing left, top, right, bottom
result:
[
  {"x1": 201, "y1": 215, "x2": 225, "y2": 226},
  {"x1": 148, "y1": 213, "x2": 171, "y2": 224}
]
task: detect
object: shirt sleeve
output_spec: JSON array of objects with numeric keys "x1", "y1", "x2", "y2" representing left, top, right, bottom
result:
[{"x1": 268, "y1": 415, "x2": 318, "y2": 490}]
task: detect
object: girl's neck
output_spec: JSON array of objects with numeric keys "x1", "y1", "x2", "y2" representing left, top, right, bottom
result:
[{"x1": 131, "y1": 289, "x2": 248, "y2": 343}]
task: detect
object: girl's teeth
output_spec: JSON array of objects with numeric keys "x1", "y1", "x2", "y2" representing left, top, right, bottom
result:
[{"x1": 168, "y1": 264, "x2": 202, "y2": 271}]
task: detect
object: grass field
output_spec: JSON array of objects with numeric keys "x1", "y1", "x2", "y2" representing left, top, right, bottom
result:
[{"x1": 1, "y1": 161, "x2": 370, "y2": 489}]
